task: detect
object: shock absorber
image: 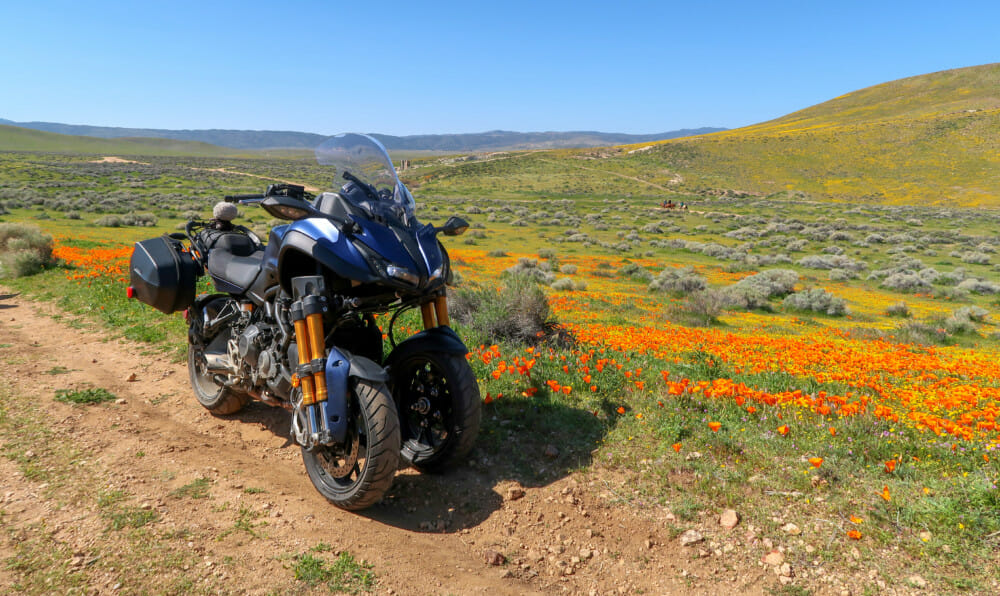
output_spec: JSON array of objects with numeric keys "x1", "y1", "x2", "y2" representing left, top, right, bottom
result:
[
  {"x1": 290, "y1": 277, "x2": 331, "y2": 445},
  {"x1": 420, "y1": 290, "x2": 450, "y2": 330}
]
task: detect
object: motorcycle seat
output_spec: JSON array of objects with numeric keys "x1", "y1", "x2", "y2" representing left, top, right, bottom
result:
[{"x1": 207, "y1": 250, "x2": 264, "y2": 292}]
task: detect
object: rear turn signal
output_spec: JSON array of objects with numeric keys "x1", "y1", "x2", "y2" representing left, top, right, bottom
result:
[{"x1": 126, "y1": 286, "x2": 135, "y2": 299}]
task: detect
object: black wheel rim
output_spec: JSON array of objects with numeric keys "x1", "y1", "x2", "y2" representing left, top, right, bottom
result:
[
  {"x1": 397, "y1": 359, "x2": 453, "y2": 455},
  {"x1": 311, "y1": 399, "x2": 370, "y2": 494}
]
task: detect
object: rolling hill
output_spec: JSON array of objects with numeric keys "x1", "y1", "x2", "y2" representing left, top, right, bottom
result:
[
  {"x1": 411, "y1": 63, "x2": 1000, "y2": 207},
  {"x1": 0, "y1": 119, "x2": 724, "y2": 152},
  {"x1": 0, "y1": 124, "x2": 240, "y2": 156}
]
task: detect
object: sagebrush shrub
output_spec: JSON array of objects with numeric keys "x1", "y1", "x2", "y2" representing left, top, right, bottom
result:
[
  {"x1": 782, "y1": 288, "x2": 848, "y2": 316},
  {"x1": 0, "y1": 223, "x2": 54, "y2": 278},
  {"x1": 956, "y1": 278, "x2": 1000, "y2": 294},
  {"x1": 649, "y1": 266, "x2": 706, "y2": 294},
  {"x1": 450, "y1": 276, "x2": 565, "y2": 345},
  {"x1": 885, "y1": 302, "x2": 912, "y2": 318}
]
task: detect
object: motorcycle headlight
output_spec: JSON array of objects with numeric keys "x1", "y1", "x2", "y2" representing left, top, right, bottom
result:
[
  {"x1": 428, "y1": 266, "x2": 444, "y2": 282},
  {"x1": 387, "y1": 265, "x2": 418, "y2": 285}
]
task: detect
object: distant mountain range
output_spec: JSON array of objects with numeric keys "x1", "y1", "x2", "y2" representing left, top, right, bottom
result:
[{"x1": 0, "y1": 119, "x2": 725, "y2": 152}]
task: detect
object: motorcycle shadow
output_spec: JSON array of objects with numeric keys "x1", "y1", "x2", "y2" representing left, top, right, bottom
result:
[
  {"x1": 227, "y1": 396, "x2": 614, "y2": 534},
  {"x1": 366, "y1": 398, "x2": 614, "y2": 534}
]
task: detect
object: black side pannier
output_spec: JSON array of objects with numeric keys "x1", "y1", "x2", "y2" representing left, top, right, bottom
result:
[{"x1": 129, "y1": 236, "x2": 199, "y2": 314}]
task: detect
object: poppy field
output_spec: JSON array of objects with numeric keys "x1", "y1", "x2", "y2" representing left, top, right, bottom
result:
[{"x1": 3, "y1": 150, "x2": 1000, "y2": 592}]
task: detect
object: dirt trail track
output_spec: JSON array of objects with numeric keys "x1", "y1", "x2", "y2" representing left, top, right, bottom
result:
[{"x1": 0, "y1": 291, "x2": 769, "y2": 595}]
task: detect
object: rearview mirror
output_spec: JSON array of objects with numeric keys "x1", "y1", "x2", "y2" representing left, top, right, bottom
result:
[{"x1": 440, "y1": 216, "x2": 469, "y2": 236}]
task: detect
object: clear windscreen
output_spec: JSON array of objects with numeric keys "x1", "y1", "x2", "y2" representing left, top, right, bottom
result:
[{"x1": 315, "y1": 133, "x2": 415, "y2": 215}]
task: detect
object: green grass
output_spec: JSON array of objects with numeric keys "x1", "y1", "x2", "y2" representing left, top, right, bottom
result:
[
  {"x1": 292, "y1": 550, "x2": 375, "y2": 593},
  {"x1": 54, "y1": 387, "x2": 117, "y2": 404},
  {"x1": 169, "y1": 477, "x2": 213, "y2": 499}
]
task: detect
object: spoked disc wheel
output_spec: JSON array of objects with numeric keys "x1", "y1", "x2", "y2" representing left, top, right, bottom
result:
[
  {"x1": 301, "y1": 380, "x2": 400, "y2": 510},
  {"x1": 187, "y1": 345, "x2": 249, "y2": 415},
  {"x1": 391, "y1": 352, "x2": 480, "y2": 473}
]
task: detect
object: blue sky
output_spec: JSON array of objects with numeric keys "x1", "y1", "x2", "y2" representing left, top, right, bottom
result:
[{"x1": 1, "y1": 1, "x2": 996, "y2": 136}]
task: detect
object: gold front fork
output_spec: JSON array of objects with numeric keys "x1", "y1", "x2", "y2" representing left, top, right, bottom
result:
[{"x1": 420, "y1": 293, "x2": 449, "y2": 330}]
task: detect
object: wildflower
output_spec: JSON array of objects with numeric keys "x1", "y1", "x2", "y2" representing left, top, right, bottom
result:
[
  {"x1": 708, "y1": 421, "x2": 721, "y2": 432},
  {"x1": 847, "y1": 530, "x2": 862, "y2": 540},
  {"x1": 777, "y1": 425, "x2": 790, "y2": 436},
  {"x1": 884, "y1": 460, "x2": 896, "y2": 474},
  {"x1": 616, "y1": 406, "x2": 625, "y2": 415},
  {"x1": 672, "y1": 443, "x2": 682, "y2": 453},
  {"x1": 879, "y1": 485, "x2": 891, "y2": 502},
  {"x1": 808, "y1": 457, "x2": 823, "y2": 468},
  {"x1": 849, "y1": 515, "x2": 863, "y2": 524}
]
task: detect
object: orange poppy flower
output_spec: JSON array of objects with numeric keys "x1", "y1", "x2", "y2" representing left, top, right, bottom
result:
[
  {"x1": 829, "y1": 427, "x2": 837, "y2": 437},
  {"x1": 808, "y1": 457, "x2": 823, "y2": 468},
  {"x1": 616, "y1": 406, "x2": 626, "y2": 414},
  {"x1": 708, "y1": 421, "x2": 722, "y2": 432},
  {"x1": 879, "y1": 485, "x2": 891, "y2": 502},
  {"x1": 847, "y1": 530, "x2": 862, "y2": 540},
  {"x1": 884, "y1": 460, "x2": 896, "y2": 474},
  {"x1": 849, "y1": 515, "x2": 863, "y2": 524},
  {"x1": 746, "y1": 406, "x2": 756, "y2": 414},
  {"x1": 672, "y1": 443, "x2": 682, "y2": 453},
  {"x1": 776, "y1": 425, "x2": 790, "y2": 436},
  {"x1": 483, "y1": 393, "x2": 493, "y2": 405}
]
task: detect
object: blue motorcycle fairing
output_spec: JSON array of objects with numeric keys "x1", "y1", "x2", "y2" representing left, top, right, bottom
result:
[
  {"x1": 415, "y1": 224, "x2": 445, "y2": 276},
  {"x1": 278, "y1": 219, "x2": 376, "y2": 284},
  {"x1": 322, "y1": 348, "x2": 390, "y2": 444},
  {"x1": 351, "y1": 216, "x2": 420, "y2": 273}
]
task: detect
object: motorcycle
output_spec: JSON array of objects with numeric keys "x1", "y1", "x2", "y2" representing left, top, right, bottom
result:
[{"x1": 127, "y1": 133, "x2": 481, "y2": 510}]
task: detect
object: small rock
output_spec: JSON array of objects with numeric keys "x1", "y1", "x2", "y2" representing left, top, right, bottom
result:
[
  {"x1": 719, "y1": 509, "x2": 740, "y2": 529},
  {"x1": 115, "y1": 398, "x2": 127, "y2": 405},
  {"x1": 644, "y1": 539, "x2": 654, "y2": 550},
  {"x1": 544, "y1": 445, "x2": 560, "y2": 459},
  {"x1": 140, "y1": 502, "x2": 153, "y2": 510},
  {"x1": 918, "y1": 530, "x2": 932, "y2": 542},
  {"x1": 483, "y1": 549, "x2": 506, "y2": 566},
  {"x1": 579, "y1": 548, "x2": 593, "y2": 560},
  {"x1": 684, "y1": 451, "x2": 703, "y2": 461},
  {"x1": 908, "y1": 575, "x2": 928, "y2": 589},
  {"x1": 679, "y1": 530, "x2": 704, "y2": 546},
  {"x1": 763, "y1": 550, "x2": 785, "y2": 566},
  {"x1": 781, "y1": 522, "x2": 801, "y2": 535},
  {"x1": 778, "y1": 575, "x2": 793, "y2": 585},
  {"x1": 126, "y1": 373, "x2": 138, "y2": 382},
  {"x1": 850, "y1": 546, "x2": 861, "y2": 561},
  {"x1": 779, "y1": 562, "x2": 792, "y2": 577},
  {"x1": 23, "y1": 450, "x2": 35, "y2": 460},
  {"x1": 506, "y1": 483, "x2": 526, "y2": 501}
]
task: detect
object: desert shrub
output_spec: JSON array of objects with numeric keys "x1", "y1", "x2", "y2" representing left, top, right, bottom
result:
[
  {"x1": 828, "y1": 268, "x2": 857, "y2": 281},
  {"x1": 956, "y1": 278, "x2": 1000, "y2": 294},
  {"x1": 938, "y1": 268, "x2": 968, "y2": 285},
  {"x1": 798, "y1": 254, "x2": 867, "y2": 271},
  {"x1": 487, "y1": 249, "x2": 508, "y2": 257},
  {"x1": 680, "y1": 289, "x2": 727, "y2": 326},
  {"x1": 122, "y1": 213, "x2": 158, "y2": 227},
  {"x1": 620, "y1": 262, "x2": 653, "y2": 281},
  {"x1": 95, "y1": 214, "x2": 123, "y2": 227},
  {"x1": 64, "y1": 211, "x2": 81, "y2": 220},
  {"x1": 550, "y1": 277, "x2": 588, "y2": 292},
  {"x1": 885, "y1": 302, "x2": 911, "y2": 318},
  {"x1": 0, "y1": 223, "x2": 54, "y2": 278},
  {"x1": 450, "y1": 276, "x2": 565, "y2": 345},
  {"x1": 893, "y1": 321, "x2": 954, "y2": 346},
  {"x1": 961, "y1": 251, "x2": 990, "y2": 265},
  {"x1": 881, "y1": 272, "x2": 932, "y2": 292},
  {"x1": 720, "y1": 269, "x2": 799, "y2": 311},
  {"x1": 538, "y1": 248, "x2": 557, "y2": 260},
  {"x1": 952, "y1": 305, "x2": 989, "y2": 323},
  {"x1": 782, "y1": 288, "x2": 848, "y2": 316},
  {"x1": 933, "y1": 286, "x2": 970, "y2": 301},
  {"x1": 505, "y1": 258, "x2": 555, "y2": 285},
  {"x1": 822, "y1": 246, "x2": 845, "y2": 255},
  {"x1": 649, "y1": 266, "x2": 706, "y2": 294},
  {"x1": 559, "y1": 264, "x2": 578, "y2": 275}
]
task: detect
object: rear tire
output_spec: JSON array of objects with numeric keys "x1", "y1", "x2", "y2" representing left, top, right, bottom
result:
[
  {"x1": 302, "y1": 380, "x2": 400, "y2": 510},
  {"x1": 390, "y1": 352, "x2": 481, "y2": 473},
  {"x1": 188, "y1": 345, "x2": 250, "y2": 415}
]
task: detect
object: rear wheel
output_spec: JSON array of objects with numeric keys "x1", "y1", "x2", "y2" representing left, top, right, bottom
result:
[
  {"x1": 188, "y1": 345, "x2": 250, "y2": 415},
  {"x1": 391, "y1": 352, "x2": 481, "y2": 473},
  {"x1": 302, "y1": 380, "x2": 400, "y2": 510}
]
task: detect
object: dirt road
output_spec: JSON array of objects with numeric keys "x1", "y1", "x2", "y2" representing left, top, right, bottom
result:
[{"x1": 0, "y1": 290, "x2": 769, "y2": 595}]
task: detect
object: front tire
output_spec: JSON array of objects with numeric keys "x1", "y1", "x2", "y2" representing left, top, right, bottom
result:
[
  {"x1": 302, "y1": 380, "x2": 400, "y2": 510},
  {"x1": 188, "y1": 345, "x2": 250, "y2": 415},
  {"x1": 390, "y1": 352, "x2": 481, "y2": 473}
]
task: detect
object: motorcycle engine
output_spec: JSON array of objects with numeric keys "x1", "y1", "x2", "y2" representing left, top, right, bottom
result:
[{"x1": 224, "y1": 309, "x2": 292, "y2": 400}]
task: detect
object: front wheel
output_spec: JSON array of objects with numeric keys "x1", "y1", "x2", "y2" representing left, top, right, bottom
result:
[
  {"x1": 188, "y1": 345, "x2": 250, "y2": 415},
  {"x1": 301, "y1": 380, "x2": 400, "y2": 510},
  {"x1": 390, "y1": 352, "x2": 481, "y2": 473}
]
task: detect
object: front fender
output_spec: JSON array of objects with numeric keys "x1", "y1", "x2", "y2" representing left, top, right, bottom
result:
[
  {"x1": 323, "y1": 348, "x2": 389, "y2": 443},
  {"x1": 385, "y1": 326, "x2": 469, "y2": 370}
]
